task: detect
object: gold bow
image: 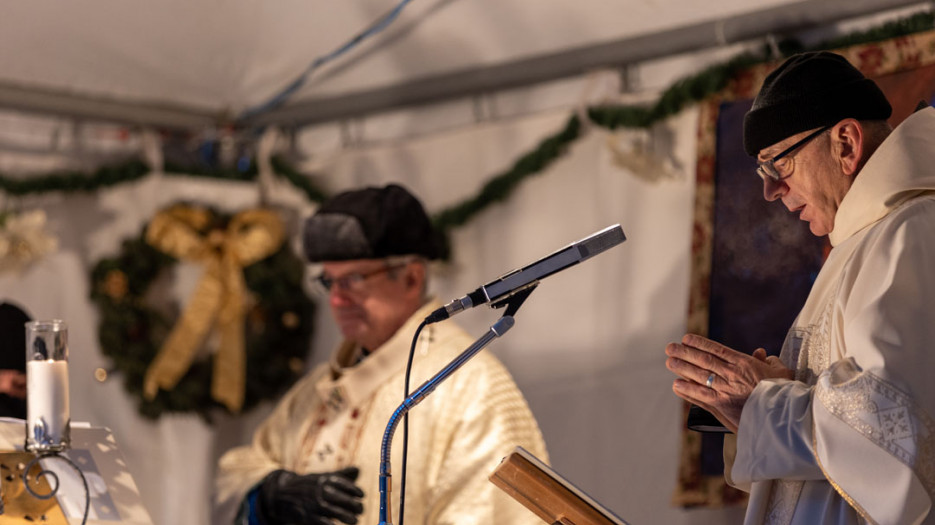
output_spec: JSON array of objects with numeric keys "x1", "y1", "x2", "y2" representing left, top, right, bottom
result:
[{"x1": 142, "y1": 205, "x2": 284, "y2": 412}]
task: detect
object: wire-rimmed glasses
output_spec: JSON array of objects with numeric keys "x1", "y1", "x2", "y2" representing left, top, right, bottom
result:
[
  {"x1": 314, "y1": 263, "x2": 406, "y2": 294},
  {"x1": 756, "y1": 126, "x2": 830, "y2": 182}
]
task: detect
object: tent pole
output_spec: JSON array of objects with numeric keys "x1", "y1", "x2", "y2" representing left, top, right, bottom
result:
[
  {"x1": 247, "y1": 0, "x2": 928, "y2": 128},
  {"x1": 0, "y1": 0, "x2": 926, "y2": 130}
]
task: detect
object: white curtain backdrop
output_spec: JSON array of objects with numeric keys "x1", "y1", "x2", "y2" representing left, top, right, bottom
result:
[
  {"x1": 0, "y1": 101, "x2": 746, "y2": 524},
  {"x1": 297, "y1": 104, "x2": 744, "y2": 525}
]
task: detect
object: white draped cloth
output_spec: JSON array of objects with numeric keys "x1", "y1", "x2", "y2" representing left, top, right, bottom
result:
[
  {"x1": 729, "y1": 107, "x2": 935, "y2": 525},
  {"x1": 215, "y1": 299, "x2": 548, "y2": 525}
]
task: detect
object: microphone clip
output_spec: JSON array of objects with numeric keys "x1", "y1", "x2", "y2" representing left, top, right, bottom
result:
[{"x1": 491, "y1": 282, "x2": 538, "y2": 318}]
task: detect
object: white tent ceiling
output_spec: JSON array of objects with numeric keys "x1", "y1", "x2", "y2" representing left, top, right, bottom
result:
[{"x1": 0, "y1": 0, "x2": 927, "y2": 130}]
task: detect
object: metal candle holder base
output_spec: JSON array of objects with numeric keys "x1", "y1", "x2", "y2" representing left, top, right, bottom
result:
[{"x1": 25, "y1": 418, "x2": 71, "y2": 454}]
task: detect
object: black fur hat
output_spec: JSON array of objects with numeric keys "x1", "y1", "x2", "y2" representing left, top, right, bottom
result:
[
  {"x1": 743, "y1": 51, "x2": 892, "y2": 156},
  {"x1": 303, "y1": 184, "x2": 443, "y2": 262}
]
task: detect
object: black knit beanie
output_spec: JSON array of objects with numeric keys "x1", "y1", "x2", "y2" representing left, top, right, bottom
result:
[
  {"x1": 743, "y1": 51, "x2": 892, "y2": 156},
  {"x1": 303, "y1": 184, "x2": 444, "y2": 262}
]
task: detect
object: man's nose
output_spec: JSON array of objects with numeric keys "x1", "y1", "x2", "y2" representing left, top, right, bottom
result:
[
  {"x1": 329, "y1": 287, "x2": 354, "y2": 307},
  {"x1": 763, "y1": 177, "x2": 785, "y2": 202}
]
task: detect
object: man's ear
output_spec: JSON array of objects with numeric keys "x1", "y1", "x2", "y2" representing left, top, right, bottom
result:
[
  {"x1": 831, "y1": 119, "x2": 864, "y2": 176},
  {"x1": 403, "y1": 261, "x2": 426, "y2": 296}
]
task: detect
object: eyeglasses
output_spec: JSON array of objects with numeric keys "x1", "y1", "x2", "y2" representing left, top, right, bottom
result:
[
  {"x1": 756, "y1": 126, "x2": 830, "y2": 182},
  {"x1": 315, "y1": 263, "x2": 405, "y2": 293}
]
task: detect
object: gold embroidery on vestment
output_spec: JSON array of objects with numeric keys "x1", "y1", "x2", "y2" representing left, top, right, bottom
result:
[{"x1": 816, "y1": 366, "x2": 935, "y2": 501}]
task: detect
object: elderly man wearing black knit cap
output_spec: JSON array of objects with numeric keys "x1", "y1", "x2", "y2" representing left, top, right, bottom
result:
[
  {"x1": 665, "y1": 51, "x2": 935, "y2": 524},
  {"x1": 216, "y1": 184, "x2": 548, "y2": 525}
]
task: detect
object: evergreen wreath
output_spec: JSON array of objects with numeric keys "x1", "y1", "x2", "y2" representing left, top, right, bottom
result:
[{"x1": 89, "y1": 203, "x2": 315, "y2": 420}]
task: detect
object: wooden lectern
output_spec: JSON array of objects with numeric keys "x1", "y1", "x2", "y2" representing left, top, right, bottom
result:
[{"x1": 490, "y1": 447, "x2": 630, "y2": 525}]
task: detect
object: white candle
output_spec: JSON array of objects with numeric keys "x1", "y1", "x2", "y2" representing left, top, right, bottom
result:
[{"x1": 27, "y1": 359, "x2": 70, "y2": 448}]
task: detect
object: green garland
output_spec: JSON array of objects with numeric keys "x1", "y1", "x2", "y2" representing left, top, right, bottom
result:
[
  {"x1": 588, "y1": 54, "x2": 762, "y2": 130},
  {"x1": 89, "y1": 205, "x2": 315, "y2": 420},
  {"x1": 269, "y1": 156, "x2": 329, "y2": 203},
  {"x1": 0, "y1": 155, "x2": 329, "y2": 204},
  {"x1": 161, "y1": 156, "x2": 328, "y2": 204},
  {"x1": 777, "y1": 11, "x2": 935, "y2": 57},
  {"x1": 432, "y1": 115, "x2": 582, "y2": 231},
  {"x1": 590, "y1": 11, "x2": 935, "y2": 130},
  {"x1": 432, "y1": 9, "x2": 935, "y2": 230},
  {"x1": 0, "y1": 159, "x2": 150, "y2": 195},
  {"x1": 3, "y1": 10, "x2": 933, "y2": 241}
]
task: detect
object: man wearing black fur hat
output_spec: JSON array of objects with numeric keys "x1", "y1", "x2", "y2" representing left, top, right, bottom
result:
[
  {"x1": 665, "y1": 51, "x2": 935, "y2": 523},
  {"x1": 216, "y1": 184, "x2": 547, "y2": 525}
]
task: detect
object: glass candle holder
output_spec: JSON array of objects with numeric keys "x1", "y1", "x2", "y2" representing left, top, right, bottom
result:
[{"x1": 25, "y1": 320, "x2": 70, "y2": 453}]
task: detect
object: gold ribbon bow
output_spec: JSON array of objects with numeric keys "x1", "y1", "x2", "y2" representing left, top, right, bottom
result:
[{"x1": 142, "y1": 205, "x2": 284, "y2": 412}]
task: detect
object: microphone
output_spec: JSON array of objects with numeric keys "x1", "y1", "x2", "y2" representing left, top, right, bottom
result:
[{"x1": 426, "y1": 224, "x2": 626, "y2": 324}]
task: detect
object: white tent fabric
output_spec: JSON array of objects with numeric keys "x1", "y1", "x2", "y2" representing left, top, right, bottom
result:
[
  {"x1": 0, "y1": 0, "x2": 795, "y2": 114},
  {"x1": 1, "y1": 0, "x2": 925, "y2": 130},
  {"x1": 0, "y1": 101, "x2": 751, "y2": 525}
]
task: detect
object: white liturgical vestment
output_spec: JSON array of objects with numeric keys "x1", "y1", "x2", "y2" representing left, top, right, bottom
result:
[
  {"x1": 729, "y1": 107, "x2": 935, "y2": 524},
  {"x1": 730, "y1": 108, "x2": 935, "y2": 525},
  {"x1": 215, "y1": 300, "x2": 548, "y2": 525}
]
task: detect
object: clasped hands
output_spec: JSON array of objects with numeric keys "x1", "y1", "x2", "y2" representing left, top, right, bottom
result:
[{"x1": 665, "y1": 334, "x2": 793, "y2": 433}]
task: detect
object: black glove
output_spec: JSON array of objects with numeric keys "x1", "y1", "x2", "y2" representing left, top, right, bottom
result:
[{"x1": 256, "y1": 467, "x2": 365, "y2": 525}]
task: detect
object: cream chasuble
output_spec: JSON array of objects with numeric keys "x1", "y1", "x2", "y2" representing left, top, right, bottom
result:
[
  {"x1": 216, "y1": 300, "x2": 548, "y2": 525},
  {"x1": 728, "y1": 107, "x2": 935, "y2": 524}
]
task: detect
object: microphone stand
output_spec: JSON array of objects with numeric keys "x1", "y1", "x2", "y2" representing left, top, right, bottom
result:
[{"x1": 378, "y1": 285, "x2": 538, "y2": 525}]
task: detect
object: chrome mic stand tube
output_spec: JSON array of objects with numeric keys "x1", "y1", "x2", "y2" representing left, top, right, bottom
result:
[{"x1": 377, "y1": 315, "x2": 515, "y2": 525}]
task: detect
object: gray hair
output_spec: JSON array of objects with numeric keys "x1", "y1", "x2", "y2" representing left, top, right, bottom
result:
[{"x1": 385, "y1": 255, "x2": 431, "y2": 299}]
